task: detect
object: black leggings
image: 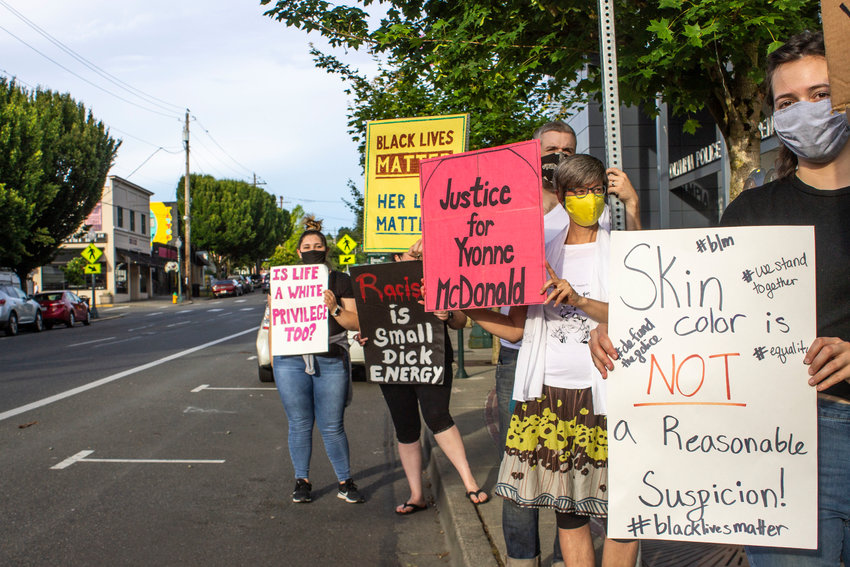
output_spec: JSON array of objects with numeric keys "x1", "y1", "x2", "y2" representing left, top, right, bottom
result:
[
  {"x1": 555, "y1": 513, "x2": 634, "y2": 544},
  {"x1": 379, "y1": 369, "x2": 454, "y2": 444}
]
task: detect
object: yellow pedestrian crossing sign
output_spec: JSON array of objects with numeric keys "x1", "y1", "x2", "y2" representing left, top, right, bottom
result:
[
  {"x1": 84, "y1": 263, "x2": 102, "y2": 274},
  {"x1": 339, "y1": 254, "x2": 355, "y2": 265},
  {"x1": 336, "y1": 234, "x2": 357, "y2": 255},
  {"x1": 81, "y1": 243, "x2": 103, "y2": 263}
]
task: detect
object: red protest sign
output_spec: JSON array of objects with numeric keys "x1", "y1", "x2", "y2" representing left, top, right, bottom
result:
[{"x1": 419, "y1": 140, "x2": 546, "y2": 311}]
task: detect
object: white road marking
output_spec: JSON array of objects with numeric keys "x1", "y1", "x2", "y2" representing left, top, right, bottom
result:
[
  {"x1": 183, "y1": 406, "x2": 237, "y2": 414},
  {"x1": 176, "y1": 310, "x2": 192, "y2": 314},
  {"x1": 192, "y1": 384, "x2": 275, "y2": 392},
  {"x1": 94, "y1": 336, "x2": 142, "y2": 348},
  {"x1": 207, "y1": 308, "x2": 224, "y2": 312},
  {"x1": 127, "y1": 324, "x2": 153, "y2": 332},
  {"x1": 246, "y1": 355, "x2": 257, "y2": 360},
  {"x1": 0, "y1": 327, "x2": 256, "y2": 423},
  {"x1": 51, "y1": 450, "x2": 225, "y2": 470},
  {"x1": 166, "y1": 321, "x2": 192, "y2": 328},
  {"x1": 67, "y1": 336, "x2": 117, "y2": 348},
  {"x1": 239, "y1": 308, "x2": 254, "y2": 311},
  {"x1": 145, "y1": 312, "x2": 164, "y2": 317},
  {"x1": 235, "y1": 299, "x2": 247, "y2": 303}
]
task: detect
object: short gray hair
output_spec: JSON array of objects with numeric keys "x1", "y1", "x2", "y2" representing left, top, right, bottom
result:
[
  {"x1": 553, "y1": 154, "x2": 606, "y2": 198},
  {"x1": 532, "y1": 121, "x2": 576, "y2": 140}
]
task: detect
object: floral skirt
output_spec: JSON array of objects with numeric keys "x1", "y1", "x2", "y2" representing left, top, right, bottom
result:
[{"x1": 494, "y1": 385, "x2": 608, "y2": 517}]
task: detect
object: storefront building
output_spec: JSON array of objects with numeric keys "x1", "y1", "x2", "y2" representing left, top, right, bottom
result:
[{"x1": 34, "y1": 176, "x2": 155, "y2": 304}]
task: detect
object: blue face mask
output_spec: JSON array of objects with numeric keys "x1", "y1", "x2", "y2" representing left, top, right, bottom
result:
[{"x1": 773, "y1": 99, "x2": 850, "y2": 164}]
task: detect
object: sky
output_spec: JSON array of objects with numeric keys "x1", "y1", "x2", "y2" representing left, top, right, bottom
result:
[{"x1": 0, "y1": 0, "x2": 377, "y2": 235}]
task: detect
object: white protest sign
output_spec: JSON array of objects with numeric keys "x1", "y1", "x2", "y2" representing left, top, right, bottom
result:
[
  {"x1": 269, "y1": 264, "x2": 330, "y2": 356},
  {"x1": 607, "y1": 226, "x2": 817, "y2": 549}
]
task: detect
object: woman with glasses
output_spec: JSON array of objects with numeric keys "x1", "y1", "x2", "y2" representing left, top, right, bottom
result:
[{"x1": 464, "y1": 154, "x2": 638, "y2": 566}]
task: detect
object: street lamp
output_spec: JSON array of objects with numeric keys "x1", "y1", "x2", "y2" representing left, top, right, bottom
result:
[{"x1": 175, "y1": 236, "x2": 183, "y2": 303}]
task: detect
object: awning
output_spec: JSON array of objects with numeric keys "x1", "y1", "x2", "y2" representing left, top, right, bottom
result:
[{"x1": 116, "y1": 248, "x2": 159, "y2": 267}]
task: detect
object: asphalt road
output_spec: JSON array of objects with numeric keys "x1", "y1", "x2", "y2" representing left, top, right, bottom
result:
[{"x1": 0, "y1": 293, "x2": 453, "y2": 566}]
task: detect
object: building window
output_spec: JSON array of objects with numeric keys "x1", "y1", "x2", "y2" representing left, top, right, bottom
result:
[
  {"x1": 116, "y1": 206, "x2": 124, "y2": 228},
  {"x1": 130, "y1": 210, "x2": 135, "y2": 232},
  {"x1": 141, "y1": 214, "x2": 147, "y2": 237}
]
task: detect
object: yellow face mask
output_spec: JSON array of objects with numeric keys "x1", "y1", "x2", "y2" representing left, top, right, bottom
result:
[{"x1": 564, "y1": 194, "x2": 606, "y2": 227}]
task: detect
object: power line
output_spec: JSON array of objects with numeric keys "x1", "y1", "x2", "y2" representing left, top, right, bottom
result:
[
  {"x1": 192, "y1": 116, "x2": 255, "y2": 177},
  {"x1": 0, "y1": 0, "x2": 183, "y2": 115},
  {"x1": 0, "y1": 23, "x2": 180, "y2": 120}
]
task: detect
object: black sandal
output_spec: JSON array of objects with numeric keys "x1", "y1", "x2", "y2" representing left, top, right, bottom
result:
[
  {"x1": 395, "y1": 501, "x2": 428, "y2": 515},
  {"x1": 465, "y1": 489, "x2": 489, "y2": 504}
]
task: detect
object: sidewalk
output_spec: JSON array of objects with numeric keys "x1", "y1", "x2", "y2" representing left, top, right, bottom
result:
[{"x1": 425, "y1": 332, "x2": 750, "y2": 567}]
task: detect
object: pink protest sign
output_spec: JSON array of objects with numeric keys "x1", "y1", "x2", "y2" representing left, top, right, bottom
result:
[
  {"x1": 419, "y1": 140, "x2": 546, "y2": 311},
  {"x1": 269, "y1": 264, "x2": 330, "y2": 355}
]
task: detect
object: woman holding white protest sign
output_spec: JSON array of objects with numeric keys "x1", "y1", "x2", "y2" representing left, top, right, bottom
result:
[
  {"x1": 270, "y1": 225, "x2": 365, "y2": 505},
  {"x1": 463, "y1": 154, "x2": 638, "y2": 567},
  {"x1": 589, "y1": 29, "x2": 850, "y2": 566},
  {"x1": 719, "y1": 31, "x2": 850, "y2": 566}
]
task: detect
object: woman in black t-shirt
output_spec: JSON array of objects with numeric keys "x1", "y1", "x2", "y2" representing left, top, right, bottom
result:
[{"x1": 271, "y1": 229, "x2": 365, "y2": 505}]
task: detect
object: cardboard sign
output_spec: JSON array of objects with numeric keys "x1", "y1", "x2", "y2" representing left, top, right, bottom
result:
[
  {"x1": 350, "y1": 261, "x2": 446, "y2": 384},
  {"x1": 823, "y1": 0, "x2": 850, "y2": 112},
  {"x1": 606, "y1": 226, "x2": 817, "y2": 549},
  {"x1": 364, "y1": 114, "x2": 469, "y2": 252},
  {"x1": 419, "y1": 140, "x2": 546, "y2": 311},
  {"x1": 269, "y1": 264, "x2": 330, "y2": 356}
]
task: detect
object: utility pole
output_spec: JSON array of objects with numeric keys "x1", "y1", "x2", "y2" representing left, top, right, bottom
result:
[{"x1": 183, "y1": 110, "x2": 193, "y2": 300}]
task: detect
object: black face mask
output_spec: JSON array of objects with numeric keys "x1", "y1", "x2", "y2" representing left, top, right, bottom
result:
[
  {"x1": 540, "y1": 152, "x2": 566, "y2": 185},
  {"x1": 300, "y1": 250, "x2": 327, "y2": 264}
]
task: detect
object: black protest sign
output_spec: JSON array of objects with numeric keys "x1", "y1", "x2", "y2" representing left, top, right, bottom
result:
[{"x1": 350, "y1": 261, "x2": 446, "y2": 385}]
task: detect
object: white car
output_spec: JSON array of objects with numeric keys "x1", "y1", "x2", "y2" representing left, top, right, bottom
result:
[
  {"x1": 256, "y1": 305, "x2": 365, "y2": 383},
  {"x1": 0, "y1": 272, "x2": 43, "y2": 336}
]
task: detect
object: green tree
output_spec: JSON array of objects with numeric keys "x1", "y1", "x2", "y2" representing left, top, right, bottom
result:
[
  {"x1": 61, "y1": 256, "x2": 86, "y2": 288},
  {"x1": 0, "y1": 79, "x2": 117, "y2": 284},
  {"x1": 177, "y1": 174, "x2": 291, "y2": 272},
  {"x1": 263, "y1": 0, "x2": 820, "y2": 199}
]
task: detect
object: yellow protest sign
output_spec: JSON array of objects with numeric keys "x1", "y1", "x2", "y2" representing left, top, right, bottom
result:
[
  {"x1": 84, "y1": 263, "x2": 102, "y2": 274},
  {"x1": 364, "y1": 114, "x2": 469, "y2": 252},
  {"x1": 339, "y1": 254, "x2": 355, "y2": 265}
]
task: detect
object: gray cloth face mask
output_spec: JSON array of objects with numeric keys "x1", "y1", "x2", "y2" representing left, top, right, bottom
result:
[{"x1": 773, "y1": 98, "x2": 850, "y2": 163}]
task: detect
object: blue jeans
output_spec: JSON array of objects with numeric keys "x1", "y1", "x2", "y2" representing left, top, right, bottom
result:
[
  {"x1": 495, "y1": 346, "x2": 562, "y2": 562},
  {"x1": 746, "y1": 398, "x2": 850, "y2": 566},
  {"x1": 274, "y1": 354, "x2": 351, "y2": 482}
]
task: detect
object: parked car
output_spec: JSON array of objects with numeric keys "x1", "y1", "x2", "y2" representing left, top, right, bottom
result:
[
  {"x1": 229, "y1": 274, "x2": 252, "y2": 293},
  {"x1": 211, "y1": 278, "x2": 241, "y2": 298},
  {"x1": 260, "y1": 273, "x2": 270, "y2": 294},
  {"x1": 34, "y1": 291, "x2": 91, "y2": 328},
  {"x1": 255, "y1": 305, "x2": 365, "y2": 383},
  {"x1": 0, "y1": 280, "x2": 43, "y2": 336}
]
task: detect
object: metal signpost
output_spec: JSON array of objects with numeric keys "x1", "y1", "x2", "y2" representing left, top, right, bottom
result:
[
  {"x1": 598, "y1": 0, "x2": 626, "y2": 231},
  {"x1": 80, "y1": 243, "x2": 102, "y2": 318}
]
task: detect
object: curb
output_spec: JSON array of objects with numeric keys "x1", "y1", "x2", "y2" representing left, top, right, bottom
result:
[{"x1": 425, "y1": 431, "x2": 501, "y2": 567}]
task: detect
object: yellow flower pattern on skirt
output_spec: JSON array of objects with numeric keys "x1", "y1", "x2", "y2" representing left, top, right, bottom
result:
[{"x1": 495, "y1": 386, "x2": 609, "y2": 516}]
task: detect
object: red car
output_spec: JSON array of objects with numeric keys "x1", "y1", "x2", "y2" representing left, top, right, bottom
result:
[
  {"x1": 34, "y1": 291, "x2": 91, "y2": 328},
  {"x1": 211, "y1": 279, "x2": 242, "y2": 298}
]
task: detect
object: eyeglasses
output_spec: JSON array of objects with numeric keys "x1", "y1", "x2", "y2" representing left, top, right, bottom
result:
[{"x1": 564, "y1": 186, "x2": 606, "y2": 198}]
